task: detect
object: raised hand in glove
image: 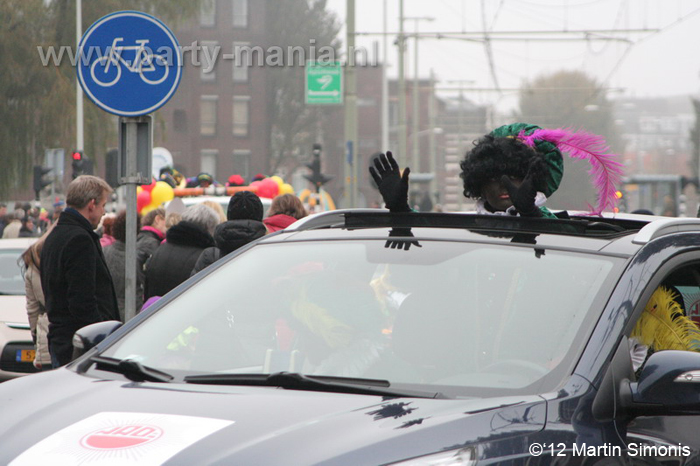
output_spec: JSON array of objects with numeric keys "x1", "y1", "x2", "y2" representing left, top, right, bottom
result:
[
  {"x1": 369, "y1": 151, "x2": 411, "y2": 213},
  {"x1": 500, "y1": 159, "x2": 543, "y2": 218},
  {"x1": 384, "y1": 227, "x2": 422, "y2": 251}
]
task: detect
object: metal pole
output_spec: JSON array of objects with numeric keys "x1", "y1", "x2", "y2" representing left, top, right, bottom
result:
[
  {"x1": 344, "y1": 0, "x2": 358, "y2": 207},
  {"x1": 429, "y1": 69, "x2": 437, "y2": 205},
  {"x1": 412, "y1": 21, "x2": 420, "y2": 171},
  {"x1": 123, "y1": 119, "x2": 138, "y2": 322},
  {"x1": 397, "y1": 0, "x2": 407, "y2": 167},
  {"x1": 76, "y1": 0, "x2": 84, "y2": 153},
  {"x1": 381, "y1": 0, "x2": 389, "y2": 152},
  {"x1": 458, "y1": 91, "x2": 464, "y2": 211}
]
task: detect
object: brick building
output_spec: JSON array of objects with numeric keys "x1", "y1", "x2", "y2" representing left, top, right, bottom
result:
[{"x1": 155, "y1": 0, "x2": 269, "y2": 184}]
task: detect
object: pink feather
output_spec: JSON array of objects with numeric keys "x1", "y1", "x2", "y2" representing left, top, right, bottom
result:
[{"x1": 518, "y1": 128, "x2": 625, "y2": 215}]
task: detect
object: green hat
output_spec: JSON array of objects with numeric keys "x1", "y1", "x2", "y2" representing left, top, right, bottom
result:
[{"x1": 490, "y1": 123, "x2": 564, "y2": 197}]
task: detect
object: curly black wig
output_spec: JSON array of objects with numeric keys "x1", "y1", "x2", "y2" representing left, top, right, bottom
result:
[{"x1": 459, "y1": 135, "x2": 548, "y2": 199}]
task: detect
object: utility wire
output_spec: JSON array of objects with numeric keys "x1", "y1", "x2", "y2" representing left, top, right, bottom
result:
[{"x1": 481, "y1": 0, "x2": 501, "y2": 94}]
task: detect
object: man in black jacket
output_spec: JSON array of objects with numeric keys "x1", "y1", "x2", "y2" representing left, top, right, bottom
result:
[{"x1": 41, "y1": 175, "x2": 119, "y2": 367}]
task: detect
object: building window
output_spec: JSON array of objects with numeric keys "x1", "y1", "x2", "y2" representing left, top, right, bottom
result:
[
  {"x1": 233, "y1": 96, "x2": 250, "y2": 137},
  {"x1": 232, "y1": 150, "x2": 251, "y2": 180},
  {"x1": 200, "y1": 0, "x2": 216, "y2": 27},
  {"x1": 201, "y1": 150, "x2": 219, "y2": 179},
  {"x1": 200, "y1": 96, "x2": 218, "y2": 136},
  {"x1": 200, "y1": 41, "x2": 218, "y2": 82},
  {"x1": 232, "y1": 41, "x2": 249, "y2": 83},
  {"x1": 173, "y1": 109, "x2": 187, "y2": 132},
  {"x1": 232, "y1": 0, "x2": 248, "y2": 28}
]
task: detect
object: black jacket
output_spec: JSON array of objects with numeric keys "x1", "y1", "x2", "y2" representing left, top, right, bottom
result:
[
  {"x1": 136, "y1": 227, "x2": 163, "y2": 274},
  {"x1": 40, "y1": 209, "x2": 119, "y2": 366},
  {"x1": 144, "y1": 221, "x2": 215, "y2": 300},
  {"x1": 191, "y1": 219, "x2": 266, "y2": 276}
]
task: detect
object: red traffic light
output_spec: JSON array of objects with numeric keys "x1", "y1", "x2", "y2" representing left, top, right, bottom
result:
[{"x1": 72, "y1": 151, "x2": 83, "y2": 161}]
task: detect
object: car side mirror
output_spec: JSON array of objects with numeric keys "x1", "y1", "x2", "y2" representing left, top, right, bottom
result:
[
  {"x1": 623, "y1": 350, "x2": 700, "y2": 416},
  {"x1": 71, "y1": 320, "x2": 123, "y2": 361}
]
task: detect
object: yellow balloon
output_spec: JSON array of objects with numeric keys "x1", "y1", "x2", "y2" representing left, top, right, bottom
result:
[
  {"x1": 280, "y1": 183, "x2": 295, "y2": 195},
  {"x1": 150, "y1": 181, "x2": 175, "y2": 206},
  {"x1": 137, "y1": 186, "x2": 143, "y2": 195},
  {"x1": 140, "y1": 204, "x2": 156, "y2": 216},
  {"x1": 270, "y1": 175, "x2": 284, "y2": 189}
]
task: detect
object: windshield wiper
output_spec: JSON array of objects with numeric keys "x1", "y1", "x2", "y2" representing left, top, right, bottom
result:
[
  {"x1": 91, "y1": 356, "x2": 173, "y2": 383},
  {"x1": 184, "y1": 371, "x2": 445, "y2": 399}
]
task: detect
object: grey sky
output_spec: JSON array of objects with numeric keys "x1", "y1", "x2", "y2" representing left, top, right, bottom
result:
[{"x1": 326, "y1": 0, "x2": 700, "y2": 112}]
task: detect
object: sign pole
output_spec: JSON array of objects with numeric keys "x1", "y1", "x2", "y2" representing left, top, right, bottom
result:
[{"x1": 123, "y1": 118, "x2": 138, "y2": 322}]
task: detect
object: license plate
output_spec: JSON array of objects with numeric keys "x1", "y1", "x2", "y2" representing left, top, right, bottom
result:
[{"x1": 16, "y1": 349, "x2": 35, "y2": 363}]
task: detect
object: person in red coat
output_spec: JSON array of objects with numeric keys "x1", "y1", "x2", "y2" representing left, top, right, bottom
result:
[{"x1": 263, "y1": 194, "x2": 308, "y2": 233}]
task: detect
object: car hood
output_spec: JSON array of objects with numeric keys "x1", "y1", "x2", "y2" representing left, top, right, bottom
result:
[{"x1": 0, "y1": 370, "x2": 546, "y2": 465}]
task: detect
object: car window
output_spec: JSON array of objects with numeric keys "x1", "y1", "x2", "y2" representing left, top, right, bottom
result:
[
  {"x1": 0, "y1": 249, "x2": 25, "y2": 296},
  {"x1": 102, "y1": 240, "x2": 620, "y2": 395},
  {"x1": 630, "y1": 263, "x2": 700, "y2": 375}
]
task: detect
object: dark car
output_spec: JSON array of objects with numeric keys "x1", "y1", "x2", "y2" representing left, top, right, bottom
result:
[{"x1": 3, "y1": 210, "x2": 700, "y2": 465}]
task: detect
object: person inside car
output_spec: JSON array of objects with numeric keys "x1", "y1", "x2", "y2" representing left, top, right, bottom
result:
[
  {"x1": 630, "y1": 285, "x2": 700, "y2": 374},
  {"x1": 370, "y1": 123, "x2": 622, "y2": 218}
]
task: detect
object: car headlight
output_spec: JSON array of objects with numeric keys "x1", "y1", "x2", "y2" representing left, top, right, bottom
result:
[{"x1": 388, "y1": 447, "x2": 477, "y2": 466}]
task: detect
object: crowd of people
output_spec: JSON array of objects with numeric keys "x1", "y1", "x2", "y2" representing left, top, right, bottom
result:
[
  {"x1": 0, "y1": 201, "x2": 61, "y2": 239},
  {"x1": 14, "y1": 175, "x2": 309, "y2": 370}
]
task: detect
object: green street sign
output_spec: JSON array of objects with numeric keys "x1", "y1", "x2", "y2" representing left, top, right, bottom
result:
[{"x1": 305, "y1": 61, "x2": 343, "y2": 105}]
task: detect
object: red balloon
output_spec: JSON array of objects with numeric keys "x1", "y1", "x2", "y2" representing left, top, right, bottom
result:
[
  {"x1": 248, "y1": 180, "x2": 262, "y2": 196},
  {"x1": 257, "y1": 178, "x2": 279, "y2": 199},
  {"x1": 142, "y1": 179, "x2": 157, "y2": 192},
  {"x1": 137, "y1": 189, "x2": 152, "y2": 212}
]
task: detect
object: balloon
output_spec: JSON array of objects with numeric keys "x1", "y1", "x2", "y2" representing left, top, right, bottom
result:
[
  {"x1": 150, "y1": 181, "x2": 175, "y2": 206},
  {"x1": 257, "y1": 178, "x2": 279, "y2": 199},
  {"x1": 137, "y1": 189, "x2": 152, "y2": 213},
  {"x1": 280, "y1": 183, "x2": 295, "y2": 195},
  {"x1": 140, "y1": 204, "x2": 156, "y2": 216},
  {"x1": 249, "y1": 180, "x2": 262, "y2": 196},
  {"x1": 270, "y1": 175, "x2": 284, "y2": 189},
  {"x1": 142, "y1": 179, "x2": 157, "y2": 192}
]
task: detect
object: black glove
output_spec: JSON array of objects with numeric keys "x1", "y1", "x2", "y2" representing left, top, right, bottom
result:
[
  {"x1": 500, "y1": 160, "x2": 542, "y2": 218},
  {"x1": 384, "y1": 227, "x2": 422, "y2": 251},
  {"x1": 369, "y1": 151, "x2": 411, "y2": 213}
]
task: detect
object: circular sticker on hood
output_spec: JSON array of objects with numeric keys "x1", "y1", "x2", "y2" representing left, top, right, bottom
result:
[{"x1": 80, "y1": 425, "x2": 164, "y2": 450}]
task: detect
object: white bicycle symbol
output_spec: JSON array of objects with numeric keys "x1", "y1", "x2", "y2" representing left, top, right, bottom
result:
[{"x1": 90, "y1": 37, "x2": 169, "y2": 87}]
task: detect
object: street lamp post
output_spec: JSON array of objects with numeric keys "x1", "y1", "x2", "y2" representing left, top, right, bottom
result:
[
  {"x1": 76, "y1": 0, "x2": 84, "y2": 155},
  {"x1": 407, "y1": 127, "x2": 443, "y2": 209},
  {"x1": 404, "y1": 16, "x2": 434, "y2": 172}
]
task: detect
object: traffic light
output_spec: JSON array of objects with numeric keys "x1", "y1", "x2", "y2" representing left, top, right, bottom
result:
[
  {"x1": 71, "y1": 150, "x2": 84, "y2": 179},
  {"x1": 33, "y1": 165, "x2": 52, "y2": 199},
  {"x1": 303, "y1": 143, "x2": 333, "y2": 192}
]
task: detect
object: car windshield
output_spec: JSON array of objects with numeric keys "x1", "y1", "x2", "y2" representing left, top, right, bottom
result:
[
  {"x1": 101, "y1": 239, "x2": 620, "y2": 396},
  {"x1": 0, "y1": 249, "x2": 25, "y2": 295}
]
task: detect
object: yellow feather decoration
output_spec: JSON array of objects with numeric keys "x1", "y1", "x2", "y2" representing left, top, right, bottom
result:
[{"x1": 631, "y1": 286, "x2": 700, "y2": 352}]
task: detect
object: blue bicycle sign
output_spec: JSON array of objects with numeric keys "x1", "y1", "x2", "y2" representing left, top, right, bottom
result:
[{"x1": 77, "y1": 11, "x2": 181, "y2": 117}]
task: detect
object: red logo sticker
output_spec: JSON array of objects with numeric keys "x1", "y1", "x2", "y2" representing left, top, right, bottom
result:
[{"x1": 80, "y1": 425, "x2": 163, "y2": 450}]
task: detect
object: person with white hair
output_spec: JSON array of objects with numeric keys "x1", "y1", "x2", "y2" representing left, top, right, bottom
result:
[{"x1": 143, "y1": 203, "x2": 218, "y2": 301}]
